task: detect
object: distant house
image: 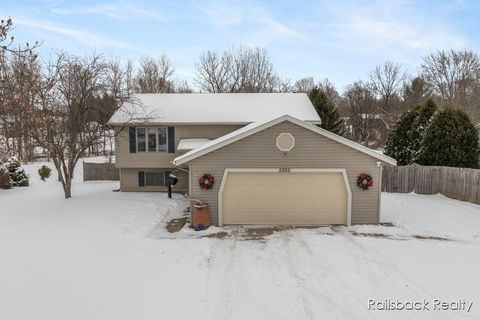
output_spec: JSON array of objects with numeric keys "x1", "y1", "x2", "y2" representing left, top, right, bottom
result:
[{"x1": 108, "y1": 93, "x2": 396, "y2": 226}]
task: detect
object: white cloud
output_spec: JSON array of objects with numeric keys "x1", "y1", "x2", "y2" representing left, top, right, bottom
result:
[
  {"x1": 201, "y1": 2, "x2": 307, "y2": 47},
  {"x1": 203, "y1": 4, "x2": 243, "y2": 26},
  {"x1": 51, "y1": 2, "x2": 165, "y2": 21},
  {"x1": 254, "y1": 14, "x2": 305, "y2": 40},
  {"x1": 14, "y1": 16, "x2": 133, "y2": 50}
]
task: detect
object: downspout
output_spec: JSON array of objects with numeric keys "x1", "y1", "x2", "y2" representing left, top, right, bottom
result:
[{"x1": 377, "y1": 161, "x2": 383, "y2": 225}]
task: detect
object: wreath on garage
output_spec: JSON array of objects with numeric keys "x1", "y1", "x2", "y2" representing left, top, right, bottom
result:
[
  {"x1": 199, "y1": 174, "x2": 215, "y2": 190},
  {"x1": 357, "y1": 173, "x2": 373, "y2": 190}
]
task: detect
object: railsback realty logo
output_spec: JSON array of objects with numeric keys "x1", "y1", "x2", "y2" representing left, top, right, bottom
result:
[{"x1": 368, "y1": 299, "x2": 473, "y2": 312}]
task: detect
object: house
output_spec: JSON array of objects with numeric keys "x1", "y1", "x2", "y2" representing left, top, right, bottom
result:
[{"x1": 109, "y1": 93, "x2": 396, "y2": 226}]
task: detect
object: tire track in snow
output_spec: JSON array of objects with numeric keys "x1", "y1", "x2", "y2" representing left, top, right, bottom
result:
[
  {"x1": 205, "y1": 230, "x2": 238, "y2": 320},
  {"x1": 290, "y1": 228, "x2": 426, "y2": 320},
  {"x1": 336, "y1": 228, "x2": 438, "y2": 300},
  {"x1": 283, "y1": 229, "x2": 365, "y2": 319},
  {"x1": 279, "y1": 230, "x2": 317, "y2": 320}
]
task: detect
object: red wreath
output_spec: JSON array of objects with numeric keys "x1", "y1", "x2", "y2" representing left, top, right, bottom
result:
[
  {"x1": 199, "y1": 174, "x2": 215, "y2": 190},
  {"x1": 357, "y1": 173, "x2": 373, "y2": 190}
]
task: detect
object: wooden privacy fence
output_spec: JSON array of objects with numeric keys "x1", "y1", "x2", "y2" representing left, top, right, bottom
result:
[
  {"x1": 83, "y1": 162, "x2": 119, "y2": 181},
  {"x1": 382, "y1": 164, "x2": 480, "y2": 205}
]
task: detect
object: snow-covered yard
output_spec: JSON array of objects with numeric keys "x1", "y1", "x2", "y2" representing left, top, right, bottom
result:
[{"x1": 0, "y1": 160, "x2": 479, "y2": 320}]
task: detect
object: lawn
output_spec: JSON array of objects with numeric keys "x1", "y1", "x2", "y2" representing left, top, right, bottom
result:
[{"x1": 0, "y1": 160, "x2": 479, "y2": 320}]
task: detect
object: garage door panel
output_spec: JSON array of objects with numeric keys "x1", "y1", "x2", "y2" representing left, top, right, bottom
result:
[{"x1": 222, "y1": 171, "x2": 348, "y2": 225}]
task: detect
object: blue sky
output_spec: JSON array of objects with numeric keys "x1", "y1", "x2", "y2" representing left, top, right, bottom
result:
[{"x1": 2, "y1": 0, "x2": 479, "y2": 90}]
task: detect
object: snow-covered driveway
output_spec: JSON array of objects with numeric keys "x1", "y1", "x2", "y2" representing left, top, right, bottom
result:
[{"x1": 0, "y1": 161, "x2": 479, "y2": 320}]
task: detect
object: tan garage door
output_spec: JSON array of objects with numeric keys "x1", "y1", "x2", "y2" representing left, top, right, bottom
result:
[{"x1": 221, "y1": 171, "x2": 348, "y2": 225}]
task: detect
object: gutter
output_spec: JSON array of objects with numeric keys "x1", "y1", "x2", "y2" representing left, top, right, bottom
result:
[{"x1": 172, "y1": 161, "x2": 189, "y2": 173}]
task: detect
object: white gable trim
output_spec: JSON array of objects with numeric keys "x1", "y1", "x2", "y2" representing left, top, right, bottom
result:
[{"x1": 173, "y1": 115, "x2": 397, "y2": 166}]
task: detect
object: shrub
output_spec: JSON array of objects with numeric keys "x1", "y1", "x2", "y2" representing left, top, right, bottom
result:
[
  {"x1": 418, "y1": 108, "x2": 479, "y2": 168},
  {"x1": 5, "y1": 157, "x2": 29, "y2": 187},
  {"x1": 385, "y1": 99, "x2": 438, "y2": 165},
  {"x1": 38, "y1": 165, "x2": 52, "y2": 181},
  {"x1": 0, "y1": 164, "x2": 12, "y2": 189}
]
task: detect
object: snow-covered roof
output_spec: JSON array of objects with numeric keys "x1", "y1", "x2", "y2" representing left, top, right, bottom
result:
[
  {"x1": 108, "y1": 93, "x2": 321, "y2": 125},
  {"x1": 177, "y1": 139, "x2": 211, "y2": 150},
  {"x1": 173, "y1": 114, "x2": 397, "y2": 166}
]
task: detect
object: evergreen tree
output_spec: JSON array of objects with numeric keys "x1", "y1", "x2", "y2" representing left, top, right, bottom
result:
[
  {"x1": 5, "y1": 157, "x2": 29, "y2": 187},
  {"x1": 411, "y1": 99, "x2": 437, "y2": 162},
  {"x1": 308, "y1": 86, "x2": 345, "y2": 135},
  {"x1": 418, "y1": 108, "x2": 479, "y2": 168},
  {"x1": 385, "y1": 99, "x2": 437, "y2": 165},
  {"x1": 384, "y1": 110, "x2": 417, "y2": 165}
]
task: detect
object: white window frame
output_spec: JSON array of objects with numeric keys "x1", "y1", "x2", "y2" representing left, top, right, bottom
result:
[
  {"x1": 136, "y1": 127, "x2": 169, "y2": 153},
  {"x1": 136, "y1": 127, "x2": 147, "y2": 152},
  {"x1": 157, "y1": 127, "x2": 168, "y2": 153}
]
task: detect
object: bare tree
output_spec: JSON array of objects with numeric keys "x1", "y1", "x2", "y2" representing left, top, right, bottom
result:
[
  {"x1": 134, "y1": 54, "x2": 176, "y2": 93},
  {"x1": 107, "y1": 58, "x2": 134, "y2": 103},
  {"x1": 195, "y1": 46, "x2": 281, "y2": 93},
  {"x1": 0, "y1": 49, "x2": 40, "y2": 160},
  {"x1": 317, "y1": 79, "x2": 341, "y2": 106},
  {"x1": 0, "y1": 17, "x2": 41, "y2": 160},
  {"x1": 174, "y1": 80, "x2": 194, "y2": 93},
  {"x1": 0, "y1": 17, "x2": 41, "y2": 55},
  {"x1": 340, "y1": 81, "x2": 380, "y2": 147},
  {"x1": 26, "y1": 52, "x2": 133, "y2": 198},
  {"x1": 370, "y1": 61, "x2": 406, "y2": 113},
  {"x1": 294, "y1": 78, "x2": 339, "y2": 103},
  {"x1": 421, "y1": 49, "x2": 480, "y2": 121},
  {"x1": 294, "y1": 77, "x2": 315, "y2": 93}
]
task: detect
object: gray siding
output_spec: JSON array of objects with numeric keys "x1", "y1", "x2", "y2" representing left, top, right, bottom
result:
[
  {"x1": 189, "y1": 121, "x2": 383, "y2": 225},
  {"x1": 115, "y1": 124, "x2": 242, "y2": 191},
  {"x1": 120, "y1": 168, "x2": 188, "y2": 192},
  {"x1": 115, "y1": 125, "x2": 243, "y2": 169}
]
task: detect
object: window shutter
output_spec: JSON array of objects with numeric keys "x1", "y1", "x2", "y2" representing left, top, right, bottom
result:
[
  {"x1": 138, "y1": 171, "x2": 145, "y2": 187},
  {"x1": 168, "y1": 127, "x2": 175, "y2": 153},
  {"x1": 129, "y1": 127, "x2": 136, "y2": 153}
]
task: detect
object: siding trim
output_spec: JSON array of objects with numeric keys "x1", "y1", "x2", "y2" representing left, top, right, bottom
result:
[{"x1": 217, "y1": 168, "x2": 352, "y2": 227}]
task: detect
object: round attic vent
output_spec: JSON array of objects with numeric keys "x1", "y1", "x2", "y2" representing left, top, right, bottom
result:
[{"x1": 276, "y1": 133, "x2": 295, "y2": 152}]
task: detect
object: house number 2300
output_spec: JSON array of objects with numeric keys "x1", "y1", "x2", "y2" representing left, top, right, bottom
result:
[{"x1": 279, "y1": 168, "x2": 291, "y2": 173}]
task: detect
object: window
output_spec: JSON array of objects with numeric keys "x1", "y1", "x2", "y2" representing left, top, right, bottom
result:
[
  {"x1": 145, "y1": 172, "x2": 165, "y2": 186},
  {"x1": 136, "y1": 127, "x2": 168, "y2": 152},
  {"x1": 137, "y1": 128, "x2": 146, "y2": 152},
  {"x1": 148, "y1": 128, "x2": 157, "y2": 151},
  {"x1": 158, "y1": 128, "x2": 167, "y2": 152}
]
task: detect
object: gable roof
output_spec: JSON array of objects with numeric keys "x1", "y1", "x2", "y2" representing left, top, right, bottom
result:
[
  {"x1": 108, "y1": 93, "x2": 321, "y2": 125},
  {"x1": 173, "y1": 114, "x2": 397, "y2": 166}
]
